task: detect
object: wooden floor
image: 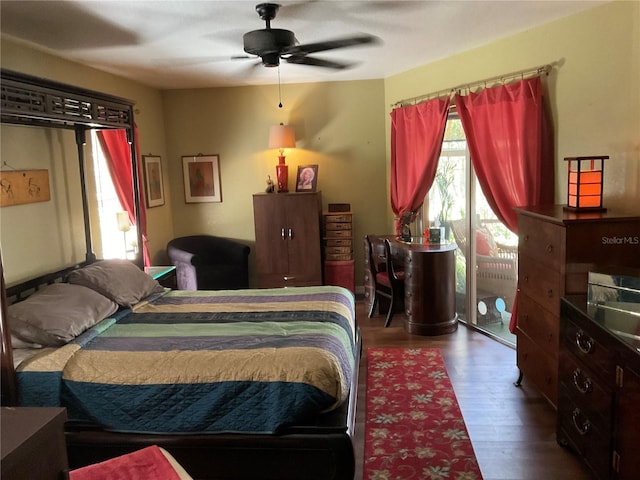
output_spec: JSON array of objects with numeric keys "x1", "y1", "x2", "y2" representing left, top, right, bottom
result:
[{"x1": 353, "y1": 298, "x2": 592, "y2": 480}]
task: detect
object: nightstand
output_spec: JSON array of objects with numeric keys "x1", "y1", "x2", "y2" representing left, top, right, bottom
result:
[
  {"x1": 1, "y1": 407, "x2": 68, "y2": 480},
  {"x1": 145, "y1": 265, "x2": 177, "y2": 289}
]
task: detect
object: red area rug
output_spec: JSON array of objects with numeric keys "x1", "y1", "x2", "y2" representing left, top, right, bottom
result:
[{"x1": 364, "y1": 348, "x2": 483, "y2": 480}]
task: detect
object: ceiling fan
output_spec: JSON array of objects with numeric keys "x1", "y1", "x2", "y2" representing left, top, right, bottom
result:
[{"x1": 242, "y1": 3, "x2": 379, "y2": 69}]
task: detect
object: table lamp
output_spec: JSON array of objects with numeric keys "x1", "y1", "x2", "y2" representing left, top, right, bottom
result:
[
  {"x1": 268, "y1": 123, "x2": 296, "y2": 193},
  {"x1": 564, "y1": 156, "x2": 607, "y2": 211},
  {"x1": 116, "y1": 211, "x2": 131, "y2": 256}
]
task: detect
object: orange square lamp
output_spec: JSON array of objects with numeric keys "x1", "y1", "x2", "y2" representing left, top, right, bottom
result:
[{"x1": 564, "y1": 156, "x2": 608, "y2": 212}]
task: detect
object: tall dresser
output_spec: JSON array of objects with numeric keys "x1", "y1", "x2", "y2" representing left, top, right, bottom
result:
[
  {"x1": 253, "y1": 192, "x2": 323, "y2": 288},
  {"x1": 515, "y1": 205, "x2": 640, "y2": 408}
]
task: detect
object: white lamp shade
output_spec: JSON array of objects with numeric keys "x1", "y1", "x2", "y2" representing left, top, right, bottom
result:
[
  {"x1": 116, "y1": 211, "x2": 131, "y2": 232},
  {"x1": 268, "y1": 124, "x2": 296, "y2": 149}
]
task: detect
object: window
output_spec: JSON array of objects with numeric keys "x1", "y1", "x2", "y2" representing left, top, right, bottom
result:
[{"x1": 90, "y1": 131, "x2": 137, "y2": 259}]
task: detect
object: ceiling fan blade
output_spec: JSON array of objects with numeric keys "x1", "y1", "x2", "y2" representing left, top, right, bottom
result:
[
  {"x1": 285, "y1": 34, "x2": 380, "y2": 55},
  {"x1": 285, "y1": 55, "x2": 353, "y2": 70}
]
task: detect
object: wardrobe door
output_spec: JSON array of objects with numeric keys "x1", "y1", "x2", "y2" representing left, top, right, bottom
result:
[
  {"x1": 253, "y1": 194, "x2": 288, "y2": 287},
  {"x1": 283, "y1": 193, "x2": 322, "y2": 286}
]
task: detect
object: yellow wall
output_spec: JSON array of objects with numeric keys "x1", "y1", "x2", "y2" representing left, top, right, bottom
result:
[
  {"x1": 161, "y1": 81, "x2": 387, "y2": 284},
  {"x1": 1, "y1": 1, "x2": 638, "y2": 288},
  {"x1": 384, "y1": 0, "x2": 639, "y2": 225}
]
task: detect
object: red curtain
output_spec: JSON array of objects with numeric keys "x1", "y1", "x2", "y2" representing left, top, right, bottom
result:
[
  {"x1": 390, "y1": 97, "x2": 450, "y2": 234},
  {"x1": 454, "y1": 76, "x2": 554, "y2": 332},
  {"x1": 97, "y1": 128, "x2": 151, "y2": 267}
]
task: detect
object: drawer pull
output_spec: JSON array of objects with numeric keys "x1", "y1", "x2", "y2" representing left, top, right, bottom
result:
[
  {"x1": 546, "y1": 289, "x2": 554, "y2": 298},
  {"x1": 572, "y1": 408, "x2": 591, "y2": 436},
  {"x1": 545, "y1": 244, "x2": 553, "y2": 253},
  {"x1": 576, "y1": 330, "x2": 595, "y2": 354},
  {"x1": 572, "y1": 368, "x2": 593, "y2": 394}
]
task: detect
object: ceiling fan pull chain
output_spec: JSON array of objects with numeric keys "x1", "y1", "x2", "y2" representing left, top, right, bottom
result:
[{"x1": 278, "y1": 66, "x2": 283, "y2": 108}]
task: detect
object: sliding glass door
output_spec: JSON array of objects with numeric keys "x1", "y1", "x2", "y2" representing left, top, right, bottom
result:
[{"x1": 420, "y1": 116, "x2": 517, "y2": 345}]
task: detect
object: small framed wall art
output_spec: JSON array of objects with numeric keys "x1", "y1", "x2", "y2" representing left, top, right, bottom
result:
[
  {"x1": 142, "y1": 155, "x2": 165, "y2": 207},
  {"x1": 296, "y1": 164, "x2": 318, "y2": 192},
  {"x1": 0, "y1": 169, "x2": 51, "y2": 207},
  {"x1": 182, "y1": 154, "x2": 222, "y2": 203}
]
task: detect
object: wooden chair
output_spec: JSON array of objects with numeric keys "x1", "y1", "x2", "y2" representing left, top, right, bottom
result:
[{"x1": 365, "y1": 235, "x2": 405, "y2": 327}]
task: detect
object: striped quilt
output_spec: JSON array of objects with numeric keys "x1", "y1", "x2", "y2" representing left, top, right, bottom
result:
[{"x1": 17, "y1": 286, "x2": 357, "y2": 434}]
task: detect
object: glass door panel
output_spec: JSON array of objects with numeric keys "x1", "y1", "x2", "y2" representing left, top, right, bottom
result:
[
  {"x1": 423, "y1": 117, "x2": 517, "y2": 346},
  {"x1": 473, "y1": 187, "x2": 518, "y2": 344}
]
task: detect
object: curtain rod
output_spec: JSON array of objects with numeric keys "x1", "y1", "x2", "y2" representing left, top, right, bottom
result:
[{"x1": 391, "y1": 63, "x2": 553, "y2": 108}]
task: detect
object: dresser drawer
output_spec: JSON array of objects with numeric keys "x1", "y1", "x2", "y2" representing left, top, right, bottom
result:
[
  {"x1": 325, "y1": 222, "x2": 352, "y2": 231},
  {"x1": 562, "y1": 316, "x2": 613, "y2": 378},
  {"x1": 517, "y1": 332, "x2": 558, "y2": 405},
  {"x1": 517, "y1": 293, "x2": 559, "y2": 358},
  {"x1": 324, "y1": 238, "x2": 352, "y2": 247},
  {"x1": 519, "y1": 214, "x2": 564, "y2": 269},
  {"x1": 557, "y1": 386, "x2": 611, "y2": 480},
  {"x1": 558, "y1": 349, "x2": 612, "y2": 425},
  {"x1": 324, "y1": 214, "x2": 352, "y2": 223},
  {"x1": 324, "y1": 246, "x2": 352, "y2": 255},
  {"x1": 519, "y1": 255, "x2": 563, "y2": 313},
  {"x1": 324, "y1": 229, "x2": 352, "y2": 238}
]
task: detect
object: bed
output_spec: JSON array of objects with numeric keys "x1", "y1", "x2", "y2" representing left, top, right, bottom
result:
[{"x1": 0, "y1": 70, "x2": 360, "y2": 480}]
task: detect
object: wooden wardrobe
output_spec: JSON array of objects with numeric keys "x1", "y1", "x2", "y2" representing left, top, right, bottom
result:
[{"x1": 253, "y1": 192, "x2": 323, "y2": 288}]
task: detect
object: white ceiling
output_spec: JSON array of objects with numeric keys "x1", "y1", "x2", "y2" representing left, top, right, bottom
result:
[{"x1": 1, "y1": 0, "x2": 607, "y2": 90}]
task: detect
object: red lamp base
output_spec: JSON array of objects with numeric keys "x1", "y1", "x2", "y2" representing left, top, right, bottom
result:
[{"x1": 276, "y1": 162, "x2": 288, "y2": 193}]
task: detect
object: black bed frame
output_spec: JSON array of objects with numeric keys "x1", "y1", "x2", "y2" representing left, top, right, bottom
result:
[{"x1": 0, "y1": 70, "x2": 359, "y2": 479}]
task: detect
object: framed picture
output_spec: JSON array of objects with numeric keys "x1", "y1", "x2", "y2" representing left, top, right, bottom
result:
[
  {"x1": 182, "y1": 154, "x2": 222, "y2": 203},
  {"x1": 295, "y1": 164, "x2": 318, "y2": 192},
  {"x1": 142, "y1": 155, "x2": 165, "y2": 207}
]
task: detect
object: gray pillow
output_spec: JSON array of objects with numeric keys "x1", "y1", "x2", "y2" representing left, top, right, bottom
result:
[
  {"x1": 67, "y1": 259, "x2": 164, "y2": 307},
  {"x1": 8, "y1": 283, "x2": 119, "y2": 347}
]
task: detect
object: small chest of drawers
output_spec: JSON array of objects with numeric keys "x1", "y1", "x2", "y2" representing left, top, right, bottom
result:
[
  {"x1": 322, "y1": 207, "x2": 355, "y2": 293},
  {"x1": 323, "y1": 212, "x2": 353, "y2": 261}
]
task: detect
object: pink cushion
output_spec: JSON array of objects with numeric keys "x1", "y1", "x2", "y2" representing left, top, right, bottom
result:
[{"x1": 476, "y1": 227, "x2": 497, "y2": 256}]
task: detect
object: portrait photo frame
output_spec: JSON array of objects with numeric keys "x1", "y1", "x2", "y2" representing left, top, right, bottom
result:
[
  {"x1": 182, "y1": 154, "x2": 222, "y2": 203},
  {"x1": 142, "y1": 155, "x2": 165, "y2": 208},
  {"x1": 295, "y1": 164, "x2": 318, "y2": 193}
]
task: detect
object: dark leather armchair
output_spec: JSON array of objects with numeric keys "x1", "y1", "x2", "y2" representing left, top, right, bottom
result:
[{"x1": 167, "y1": 235, "x2": 250, "y2": 290}]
